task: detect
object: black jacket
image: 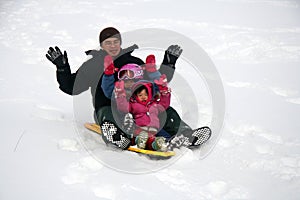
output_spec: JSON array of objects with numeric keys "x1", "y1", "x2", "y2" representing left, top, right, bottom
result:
[{"x1": 56, "y1": 45, "x2": 175, "y2": 111}]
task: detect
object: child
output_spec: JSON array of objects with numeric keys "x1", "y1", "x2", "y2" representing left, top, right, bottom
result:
[{"x1": 114, "y1": 68, "x2": 171, "y2": 151}]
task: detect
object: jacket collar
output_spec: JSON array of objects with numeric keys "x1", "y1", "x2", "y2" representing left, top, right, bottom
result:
[{"x1": 85, "y1": 44, "x2": 139, "y2": 57}]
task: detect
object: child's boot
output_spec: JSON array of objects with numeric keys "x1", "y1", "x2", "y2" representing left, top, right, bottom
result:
[
  {"x1": 135, "y1": 131, "x2": 148, "y2": 149},
  {"x1": 152, "y1": 137, "x2": 168, "y2": 152}
]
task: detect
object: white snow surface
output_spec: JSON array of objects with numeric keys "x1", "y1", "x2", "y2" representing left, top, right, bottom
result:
[{"x1": 1, "y1": 0, "x2": 300, "y2": 199}]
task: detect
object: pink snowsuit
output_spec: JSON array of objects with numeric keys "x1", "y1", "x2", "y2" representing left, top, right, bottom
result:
[{"x1": 115, "y1": 81, "x2": 170, "y2": 133}]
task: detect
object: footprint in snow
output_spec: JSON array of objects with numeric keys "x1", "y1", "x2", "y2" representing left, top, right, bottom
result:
[{"x1": 31, "y1": 104, "x2": 66, "y2": 121}]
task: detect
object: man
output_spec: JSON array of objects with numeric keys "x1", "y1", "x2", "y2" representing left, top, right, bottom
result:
[{"x1": 46, "y1": 27, "x2": 211, "y2": 150}]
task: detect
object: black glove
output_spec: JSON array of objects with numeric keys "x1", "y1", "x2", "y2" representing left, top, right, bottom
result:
[
  {"x1": 46, "y1": 46, "x2": 69, "y2": 71},
  {"x1": 162, "y1": 45, "x2": 183, "y2": 67}
]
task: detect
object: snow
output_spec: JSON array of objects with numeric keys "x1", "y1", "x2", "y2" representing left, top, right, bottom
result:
[{"x1": 1, "y1": 0, "x2": 300, "y2": 199}]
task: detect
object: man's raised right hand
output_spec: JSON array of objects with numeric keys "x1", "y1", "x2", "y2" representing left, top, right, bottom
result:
[{"x1": 46, "y1": 46, "x2": 69, "y2": 70}]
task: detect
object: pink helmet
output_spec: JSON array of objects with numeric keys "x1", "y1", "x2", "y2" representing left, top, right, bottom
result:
[{"x1": 118, "y1": 63, "x2": 143, "y2": 80}]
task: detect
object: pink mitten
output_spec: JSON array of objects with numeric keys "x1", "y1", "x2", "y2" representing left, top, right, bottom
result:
[
  {"x1": 114, "y1": 80, "x2": 126, "y2": 97},
  {"x1": 144, "y1": 54, "x2": 157, "y2": 72},
  {"x1": 154, "y1": 74, "x2": 169, "y2": 93}
]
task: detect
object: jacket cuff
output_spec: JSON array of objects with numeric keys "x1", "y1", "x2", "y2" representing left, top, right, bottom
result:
[{"x1": 56, "y1": 65, "x2": 70, "y2": 73}]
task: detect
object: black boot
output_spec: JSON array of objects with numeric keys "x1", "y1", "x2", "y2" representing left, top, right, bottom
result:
[
  {"x1": 101, "y1": 121, "x2": 131, "y2": 150},
  {"x1": 168, "y1": 126, "x2": 211, "y2": 150},
  {"x1": 190, "y1": 126, "x2": 211, "y2": 146}
]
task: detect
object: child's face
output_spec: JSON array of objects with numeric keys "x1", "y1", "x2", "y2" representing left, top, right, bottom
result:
[
  {"x1": 124, "y1": 79, "x2": 135, "y2": 89},
  {"x1": 137, "y1": 89, "x2": 148, "y2": 102}
]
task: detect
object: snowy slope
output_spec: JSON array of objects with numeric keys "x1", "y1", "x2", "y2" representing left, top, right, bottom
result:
[{"x1": 1, "y1": 0, "x2": 300, "y2": 199}]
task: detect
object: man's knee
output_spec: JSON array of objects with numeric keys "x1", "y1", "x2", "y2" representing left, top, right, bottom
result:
[
  {"x1": 95, "y1": 106, "x2": 115, "y2": 124},
  {"x1": 162, "y1": 106, "x2": 192, "y2": 135}
]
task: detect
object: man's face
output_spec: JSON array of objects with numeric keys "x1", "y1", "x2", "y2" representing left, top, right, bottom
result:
[{"x1": 101, "y1": 38, "x2": 121, "y2": 57}]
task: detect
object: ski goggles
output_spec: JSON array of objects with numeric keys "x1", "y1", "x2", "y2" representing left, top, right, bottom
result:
[
  {"x1": 118, "y1": 67, "x2": 143, "y2": 80},
  {"x1": 118, "y1": 69, "x2": 135, "y2": 80}
]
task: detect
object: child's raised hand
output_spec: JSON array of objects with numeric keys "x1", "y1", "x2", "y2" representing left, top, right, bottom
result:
[
  {"x1": 154, "y1": 74, "x2": 169, "y2": 94},
  {"x1": 114, "y1": 80, "x2": 126, "y2": 97},
  {"x1": 144, "y1": 54, "x2": 157, "y2": 72},
  {"x1": 154, "y1": 74, "x2": 167, "y2": 86},
  {"x1": 104, "y1": 55, "x2": 115, "y2": 75}
]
